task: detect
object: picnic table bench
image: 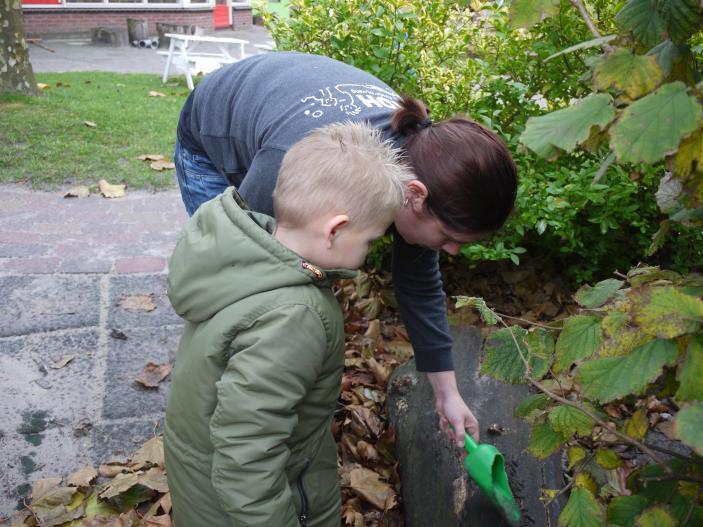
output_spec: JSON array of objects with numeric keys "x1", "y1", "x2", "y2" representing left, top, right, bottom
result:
[{"x1": 159, "y1": 33, "x2": 249, "y2": 90}]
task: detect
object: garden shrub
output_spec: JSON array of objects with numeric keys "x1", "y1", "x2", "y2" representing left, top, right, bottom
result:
[{"x1": 260, "y1": 0, "x2": 701, "y2": 280}]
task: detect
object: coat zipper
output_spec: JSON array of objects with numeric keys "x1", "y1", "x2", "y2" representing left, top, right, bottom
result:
[{"x1": 297, "y1": 458, "x2": 311, "y2": 527}]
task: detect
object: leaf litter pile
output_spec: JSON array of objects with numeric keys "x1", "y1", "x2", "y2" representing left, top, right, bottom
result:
[{"x1": 5, "y1": 258, "x2": 575, "y2": 527}]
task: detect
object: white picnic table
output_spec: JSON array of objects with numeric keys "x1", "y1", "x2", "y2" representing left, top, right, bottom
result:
[{"x1": 160, "y1": 33, "x2": 249, "y2": 90}]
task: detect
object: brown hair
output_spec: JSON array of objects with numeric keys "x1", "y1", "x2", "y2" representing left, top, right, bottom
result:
[{"x1": 392, "y1": 97, "x2": 518, "y2": 234}]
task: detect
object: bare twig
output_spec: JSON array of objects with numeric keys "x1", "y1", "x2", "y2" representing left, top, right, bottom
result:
[
  {"x1": 611, "y1": 440, "x2": 703, "y2": 466},
  {"x1": 492, "y1": 311, "x2": 564, "y2": 330},
  {"x1": 568, "y1": 0, "x2": 614, "y2": 52},
  {"x1": 544, "y1": 476, "x2": 575, "y2": 507},
  {"x1": 639, "y1": 474, "x2": 703, "y2": 484},
  {"x1": 27, "y1": 38, "x2": 55, "y2": 53}
]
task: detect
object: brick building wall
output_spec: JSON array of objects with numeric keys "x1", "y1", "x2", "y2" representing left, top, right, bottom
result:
[
  {"x1": 232, "y1": 7, "x2": 252, "y2": 29},
  {"x1": 22, "y1": 9, "x2": 220, "y2": 38}
]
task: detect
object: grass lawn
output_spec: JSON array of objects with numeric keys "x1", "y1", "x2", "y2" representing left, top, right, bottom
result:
[{"x1": 0, "y1": 72, "x2": 191, "y2": 190}]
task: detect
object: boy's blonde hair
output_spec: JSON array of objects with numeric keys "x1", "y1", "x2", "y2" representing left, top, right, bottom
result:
[{"x1": 273, "y1": 121, "x2": 414, "y2": 228}]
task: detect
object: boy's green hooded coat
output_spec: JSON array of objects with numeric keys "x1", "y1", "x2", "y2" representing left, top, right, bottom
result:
[{"x1": 165, "y1": 188, "x2": 355, "y2": 527}]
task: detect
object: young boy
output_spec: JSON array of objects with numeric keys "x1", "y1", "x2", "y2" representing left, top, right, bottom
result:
[{"x1": 164, "y1": 122, "x2": 412, "y2": 527}]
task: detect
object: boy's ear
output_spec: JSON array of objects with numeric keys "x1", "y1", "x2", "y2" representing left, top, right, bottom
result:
[
  {"x1": 405, "y1": 180, "x2": 428, "y2": 209},
  {"x1": 323, "y1": 214, "x2": 350, "y2": 249}
]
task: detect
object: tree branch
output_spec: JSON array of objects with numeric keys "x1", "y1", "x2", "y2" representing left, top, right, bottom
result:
[
  {"x1": 639, "y1": 474, "x2": 703, "y2": 484},
  {"x1": 568, "y1": 0, "x2": 614, "y2": 52},
  {"x1": 494, "y1": 311, "x2": 674, "y2": 474}
]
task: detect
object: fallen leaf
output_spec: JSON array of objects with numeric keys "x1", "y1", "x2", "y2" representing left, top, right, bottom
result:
[
  {"x1": 385, "y1": 340, "x2": 414, "y2": 361},
  {"x1": 37, "y1": 83, "x2": 50, "y2": 90},
  {"x1": 99, "y1": 473, "x2": 142, "y2": 500},
  {"x1": 356, "y1": 440, "x2": 381, "y2": 463},
  {"x1": 136, "y1": 362, "x2": 173, "y2": 388},
  {"x1": 98, "y1": 179, "x2": 126, "y2": 198},
  {"x1": 349, "y1": 467, "x2": 395, "y2": 510},
  {"x1": 137, "y1": 154, "x2": 166, "y2": 161},
  {"x1": 67, "y1": 466, "x2": 97, "y2": 488},
  {"x1": 98, "y1": 463, "x2": 128, "y2": 478},
  {"x1": 84, "y1": 121, "x2": 97, "y2": 128},
  {"x1": 31, "y1": 478, "x2": 63, "y2": 502},
  {"x1": 367, "y1": 357, "x2": 390, "y2": 385},
  {"x1": 119, "y1": 293, "x2": 157, "y2": 312},
  {"x1": 50, "y1": 353, "x2": 77, "y2": 369},
  {"x1": 110, "y1": 328, "x2": 128, "y2": 340},
  {"x1": 365, "y1": 319, "x2": 381, "y2": 339},
  {"x1": 150, "y1": 160, "x2": 176, "y2": 171},
  {"x1": 144, "y1": 515, "x2": 172, "y2": 526},
  {"x1": 64, "y1": 186, "x2": 90, "y2": 198},
  {"x1": 130, "y1": 437, "x2": 164, "y2": 470},
  {"x1": 350, "y1": 406, "x2": 383, "y2": 438},
  {"x1": 148, "y1": 91, "x2": 167, "y2": 97}
]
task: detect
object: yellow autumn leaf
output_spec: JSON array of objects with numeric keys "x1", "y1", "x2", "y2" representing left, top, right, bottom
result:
[
  {"x1": 673, "y1": 129, "x2": 703, "y2": 179},
  {"x1": 574, "y1": 472, "x2": 598, "y2": 494},
  {"x1": 64, "y1": 185, "x2": 90, "y2": 198},
  {"x1": 98, "y1": 179, "x2": 127, "y2": 198},
  {"x1": 150, "y1": 160, "x2": 176, "y2": 171},
  {"x1": 624, "y1": 408, "x2": 648, "y2": 441},
  {"x1": 137, "y1": 154, "x2": 166, "y2": 161}
]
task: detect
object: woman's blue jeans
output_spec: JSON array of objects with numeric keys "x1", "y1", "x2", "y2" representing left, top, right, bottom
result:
[{"x1": 174, "y1": 138, "x2": 230, "y2": 216}]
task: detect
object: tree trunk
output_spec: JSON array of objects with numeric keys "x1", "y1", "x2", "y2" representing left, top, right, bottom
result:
[{"x1": 1, "y1": 0, "x2": 39, "y2": 96}]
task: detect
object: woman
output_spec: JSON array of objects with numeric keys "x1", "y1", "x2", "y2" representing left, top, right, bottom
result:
[{"x1": 174, "y1": 51, "x2": 518, "y2": 446}]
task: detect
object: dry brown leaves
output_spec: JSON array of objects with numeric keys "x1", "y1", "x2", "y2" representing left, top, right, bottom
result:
[
  {"x1": 9, "y1": 438, "x2": 170, "y2": 527},
  {"x1": 333, "y1": 271, "x2": 409, "y2": 527},
  {"x1": 136, "y1": 154, "x2": 175, "y2": 171},
  {"x1": 119, "y1": 294, "x2": 157, "y2": 312},
  {"x1": 135, "y1": 362, "x2": 173, "y2": 389}
]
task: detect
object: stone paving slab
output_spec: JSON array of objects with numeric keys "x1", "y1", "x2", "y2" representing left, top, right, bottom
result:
[
  {"x1": 0, "y1": 185, "x2": 187, "y2": 275},
  {"x1": 103, "y1": 325, "x2": 181, "y2": 421},
  {"x1": 0, "y1": 184, "x2": 188, "y2": 518},
  {"x1": 0, "y1": 275, "x2": 100, "y2": 337},
  {"x1": 108, "y1": 274, "x2": 182, "y2": 328},
  {"x1": 0, "y1": 329, "x2": 101, "y2": 514}
]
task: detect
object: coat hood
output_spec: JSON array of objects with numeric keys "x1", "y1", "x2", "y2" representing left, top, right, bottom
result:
[{"x1": 167, "y1": 188, "x2": 355, "y2": 323}]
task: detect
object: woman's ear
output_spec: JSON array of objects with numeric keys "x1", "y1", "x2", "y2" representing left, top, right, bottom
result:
[
  {"x1": 405, "y1": 180, "x2": 428, "y2": 210},
  {"x1": 323, "y1": 214, "x2": 350, "y2": 249}
]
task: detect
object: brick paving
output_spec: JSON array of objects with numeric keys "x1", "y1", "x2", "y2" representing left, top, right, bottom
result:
[
  {"x1": 0, "y1": 184, "x2": 188, "y2": 517},
  {"x1": 0, "y1": 185, "x2": 187, "y2": 274}
]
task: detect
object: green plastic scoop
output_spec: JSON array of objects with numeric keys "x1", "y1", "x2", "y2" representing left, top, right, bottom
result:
[{"x1": 461, "y1": 432, "x2": 521, "y2": 525}]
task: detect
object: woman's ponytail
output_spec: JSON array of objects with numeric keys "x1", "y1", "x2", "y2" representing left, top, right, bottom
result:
[{"x1": 391, "y1": 97, "x2": 432, "y2": 136}]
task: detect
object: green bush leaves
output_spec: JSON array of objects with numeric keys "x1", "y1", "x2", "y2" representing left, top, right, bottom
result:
[
  {"x1": 609, "y1": 82, "x2": 701, "y2": 164},
  {"x1": 554, "y1": 315, "x2": 602, "y2": 372},
  {"x1": 593, "y1": 49, "x2": 664, "y2": 99},
  {"x1": 631, "y1": 285, "x2": 703, "y2": 339},
  {"x1": 574, "y1": 278, "x2": 624, "y2": 308},
  {"x1": 559, "y1": 487, "x2": 605, "y2": 527},
  {"x1": 521, "y1": 94, "x2": 615, "y2": 159},
  {"x1": 674, "y1": 402, "x2": 703, "y2": 455},
  {"x1": 577, "y1": 339, "x2": 678, "y2": 403}
]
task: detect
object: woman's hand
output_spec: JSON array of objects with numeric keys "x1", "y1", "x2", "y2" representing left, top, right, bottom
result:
[{"x1": 426, "y1": 371, "x2": 479, "y2": 446}]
